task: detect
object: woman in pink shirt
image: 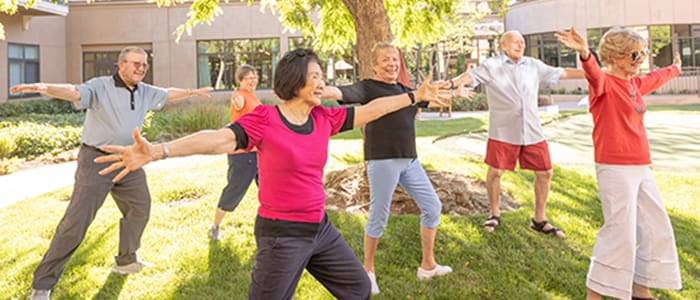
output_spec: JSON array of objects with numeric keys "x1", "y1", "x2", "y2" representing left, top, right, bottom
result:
[
  {"x1": 557, "y1": 27, "x2": 683, "y2": 300},
  {"x1": 96, "y1": 48, "x2": 445, "y2": 299}
]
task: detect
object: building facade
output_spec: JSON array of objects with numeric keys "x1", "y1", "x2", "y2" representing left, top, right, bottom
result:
[
  {"x1": 4, "y1": 0, "x2": 698, "y2": 103},
  {"x1": 2, "y1": 1, "x2": 319, "y2": 102},
  {"x1": 506, "y1": 0, "x2": 700, "y2": 93}
]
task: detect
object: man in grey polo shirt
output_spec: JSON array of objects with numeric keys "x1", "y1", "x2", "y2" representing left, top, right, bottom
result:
[
  {"x1": 446, "y1": 31, "x2": 583, "y2": 237},
  {"x1": 11, "y1": 46, "x2": 212, "y2": 300}
]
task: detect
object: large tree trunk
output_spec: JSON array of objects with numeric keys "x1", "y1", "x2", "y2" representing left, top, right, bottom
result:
[{"x1": 342, "y1": 0, "x2": 392, "y2": 79}]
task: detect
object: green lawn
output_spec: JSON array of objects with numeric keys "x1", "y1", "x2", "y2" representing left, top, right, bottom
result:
[{"x1": 1, "y1": 107, "x2": 699, "y2": 299}]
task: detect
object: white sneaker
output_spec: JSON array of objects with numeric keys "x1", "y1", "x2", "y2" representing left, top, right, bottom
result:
[
  {"x1": 367, "y1": 271, "x2": 380, "y2": 295},
  {"x1": 111, "y1": 259, "x2": 153, "y2": 275},
  {"x1": 209, "y1": 225, "x2": 221, "y2": 241},
  {"x1": 30, "y1": 289, "x2": 51, "y2": 300},
  {"x1": 416, "y1": 264, "x2": 452, "y2": 281}
]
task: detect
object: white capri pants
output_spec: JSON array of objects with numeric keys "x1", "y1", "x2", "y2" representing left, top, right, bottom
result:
[{"x1": 587, "y1": 164, "x2": 682, "y2": 299}]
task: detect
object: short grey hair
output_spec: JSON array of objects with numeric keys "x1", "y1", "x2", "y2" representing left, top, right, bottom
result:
[
  {"x1": 118, "y1": 46, "x2": 148, "y2": 62},
  {"x1": 235, "y1": 64, "x2": 257, "y2": 84}
]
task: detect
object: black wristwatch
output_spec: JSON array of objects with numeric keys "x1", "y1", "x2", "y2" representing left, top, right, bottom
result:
[{"x1": 407, "y1": 91, "x2": 416, "y2": 105}]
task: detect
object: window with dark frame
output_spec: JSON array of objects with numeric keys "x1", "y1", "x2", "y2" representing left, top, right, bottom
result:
[
  {"x1": 8, "y1": 43, "x2": 40, "y2": 99},
  {"x1": 82, "y1": 50, "x2": 154, "y2": 84},
  {"x1": 196, "y1": 38, "x2": 280, "y2": 90}
]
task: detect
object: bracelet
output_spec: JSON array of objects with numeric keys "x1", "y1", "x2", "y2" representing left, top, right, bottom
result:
[
  {"x1": 407, "y1": 91, "x2": 416, "y2": 105},
  {"x1": 450, "y1": 80, "x2": 455, "y2": 89},
  {"x1": 161, "y1": 143, "x2": 169, "y2": 160}
]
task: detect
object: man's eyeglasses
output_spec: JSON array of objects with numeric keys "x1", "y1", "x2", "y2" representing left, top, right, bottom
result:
[
  {"x1": 124, "y1": 60, "x2": 149, "y2": 70},
  {"x1": 630, "y1": 49, "x2": 648, "y2": 63}
]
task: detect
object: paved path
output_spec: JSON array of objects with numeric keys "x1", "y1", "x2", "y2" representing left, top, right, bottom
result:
[
  {"x1": 2, "y1": 102, "x2": 698, "y2": 208},
  {"x1": 0, "y1": 155, "x2": 221, "y2": 209},
  {"x1": 440, "y1": 111, "x2": 700, "y2": 173}
]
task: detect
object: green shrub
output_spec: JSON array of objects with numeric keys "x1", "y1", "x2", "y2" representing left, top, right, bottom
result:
[
  {"x1": 143, "y1": 102, "x2": 229, "y2": 141},
  {"x1": 7, "y1": 122, "x2": 82, "y2": 159},
  {"x1": 0, "y1": 99, "x2": 79, "y2": 118},
  {"x1": 260, "y1": 98, "x2": 278, "y2": 105},
  {"x1": 451, "y1": 93, "x2": 488, "y2": 111},
  {"x1": 0, "y1": 133, "x2": 17, "y2": 158},
  {"x1": 2, "y1": 113, "x2": 85, "y2": 127},
  {"x1": 0, "y1": 157, "x2": 21, "y2": 175}
]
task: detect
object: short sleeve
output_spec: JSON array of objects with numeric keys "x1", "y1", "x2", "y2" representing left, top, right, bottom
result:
[
  {"x1": 141, "y1": 83, "x2": 168, "y2": 111},
  {"x1": 75, "y1": 78, "x2": 100, "y2": 110},
  {"x1": 338, "y1": 82, "x2": 368, "y2": 105},
  {"x1": 234, "y1": 105, "x2": 270, "y2": 151},
  {"x1": 533, "y1": 59, "x2": 564, "y2": 86},
  {"x1": 315, "y1": 106, "x2": 350, "y2": 135},
  {"x1": 467, "y1": 64, "x2": 490, "y2": 86}
]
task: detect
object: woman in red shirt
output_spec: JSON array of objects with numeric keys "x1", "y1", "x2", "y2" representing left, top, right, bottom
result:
[
  {"x1": 557, "y1": 27, "x2": 683, "y2": 300},
  {"x1": 208, "y1": 64, "x2": 262, "y2": 241},
  {"x1": 96, "y1": 49, "x2": 445, "y2": 299}
]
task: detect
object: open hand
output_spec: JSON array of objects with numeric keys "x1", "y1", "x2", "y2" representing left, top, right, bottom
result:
[
  {"x1": 414, "y1": 71, "x2": 447, "y2": 106},
  {"x1": 94, "y1": 128, "x2": 155, "y2": 182},
  {"x1": 555, "y1": 26, "x2": 589, "y2": 58},
  {"x1": 192, "y1": 86, "x2": 214, "y2": 98},
  {"x1": 231, "y1": 88, "x2": 244, "y2": 110},
  {"x1": 673, "y1": 52, "x2": 682, "y2": 71},
  {"x1": 10, "y1": 83, "x2": 46, "y2": 94}
]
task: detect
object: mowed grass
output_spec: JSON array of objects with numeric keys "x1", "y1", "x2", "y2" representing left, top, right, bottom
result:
[{"x1": 1, "y1": 107, "x2": 699, "y2": 299}]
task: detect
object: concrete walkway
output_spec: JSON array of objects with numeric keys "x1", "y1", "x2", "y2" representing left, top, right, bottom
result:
[
  {"x1": 0, "y1": 155, "x2": 221, "y2": 209},
  {"x1": 2, "y1": 101, "x2": 698, "y2": 208},
  {"x1": 439, "y1": 109, "x2": 700, "y2": 173}
]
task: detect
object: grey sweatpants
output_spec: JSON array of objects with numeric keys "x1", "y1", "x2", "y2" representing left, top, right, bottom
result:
[
  {"x1": 249, "y1": 216, "x2": 371, "y2": 299},
  {"x1": 33, "y1": 145, "x2": 151, "y2": 290}
]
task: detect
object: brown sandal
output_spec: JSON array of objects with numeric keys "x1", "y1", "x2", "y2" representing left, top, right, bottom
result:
[
  {"x1": 483, "y1": 215, "x2": 501, "y2": 231},
  {"x1": 530, "y1": 218, "x2": 564, "y2": 238}
]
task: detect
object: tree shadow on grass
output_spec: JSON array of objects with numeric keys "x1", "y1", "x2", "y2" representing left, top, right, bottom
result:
[
  {"x1": 170, "y1": 238, "x2": 254, "y2": 299},
  {"x1": 91, "y1": 272, "x2": 127, "y2": 300},
  {"x1": 27, "y1": 220, "x2": 120, "y2": 299}
]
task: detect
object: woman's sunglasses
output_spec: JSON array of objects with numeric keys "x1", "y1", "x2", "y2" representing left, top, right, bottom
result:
[{"x1": 630, "y1": 49, "x2": 648, "y2": 63}]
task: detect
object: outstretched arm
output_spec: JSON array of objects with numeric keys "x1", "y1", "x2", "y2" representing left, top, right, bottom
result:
[
  {"x1": 353, "y1": 72, "x2": 446, "y2": 127},
  {"x1": 96, "y1": 127, "x2": 236, "y2": 182},
  {"x1": 447, "y1": 72, "x2": 475, "y2": 89},
  {"x1": 673, "y1": 52, "x2": 682, "y2": 73},
  {"x1": 165, "y1": 86, "x2": 214, "y2": 102},
  {"x1": 555, "y1": 26, "x2": 590, "y2": 60},
  {"x1": 322, "y1": 86, "x2": 343, "y2": 100},
  {"x1": 10, "y1": 83, "x2": 81, "y2": 102},
  {"x1": 561, "y1": 68, "x2": 585, "y2": 79}
]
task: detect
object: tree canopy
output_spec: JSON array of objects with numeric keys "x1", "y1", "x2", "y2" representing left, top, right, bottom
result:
[{"x1": 2, "y1": 0, "x2": 499, "y2": 78}]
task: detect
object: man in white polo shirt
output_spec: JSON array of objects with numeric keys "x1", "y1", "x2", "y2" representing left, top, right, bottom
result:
[
  {"x1": 11, "y1": 46, "x2": 212, "y2": 300},
  {"x1": 446, "y1": 31, "x2": 583, "y2": 237}
]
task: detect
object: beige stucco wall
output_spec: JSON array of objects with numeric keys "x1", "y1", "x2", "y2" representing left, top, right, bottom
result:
[
  {"x1": 506, "y1": 0, "x2": 700, "y2": 35},
  {"x1": 0, "y1": 14, "x2": 66, "y2": 101},
  {"x1": 506, "y1": 0, "x2": 700, "y2": 94},
  {"x1": 65, "y1": 2, "x2": 295, "y2": 92}
]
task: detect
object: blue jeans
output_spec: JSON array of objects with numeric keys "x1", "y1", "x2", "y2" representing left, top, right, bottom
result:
[{"x1": 365, "y1": 158, "x2": 441, "y2": 238}]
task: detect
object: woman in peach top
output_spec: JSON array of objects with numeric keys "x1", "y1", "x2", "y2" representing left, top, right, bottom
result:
[{"x1": 208, "y1": 64, "x2": 262, "y2": 241}]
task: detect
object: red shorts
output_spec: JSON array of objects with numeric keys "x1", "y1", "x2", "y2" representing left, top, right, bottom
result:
[{"x1": 484, "y1": 139, "x2": 552, "y2": 171}]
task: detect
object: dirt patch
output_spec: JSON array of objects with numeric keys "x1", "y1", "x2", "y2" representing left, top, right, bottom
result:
[{"x1": 324, "y1": 163, "x2": 519, "y2": 216}]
